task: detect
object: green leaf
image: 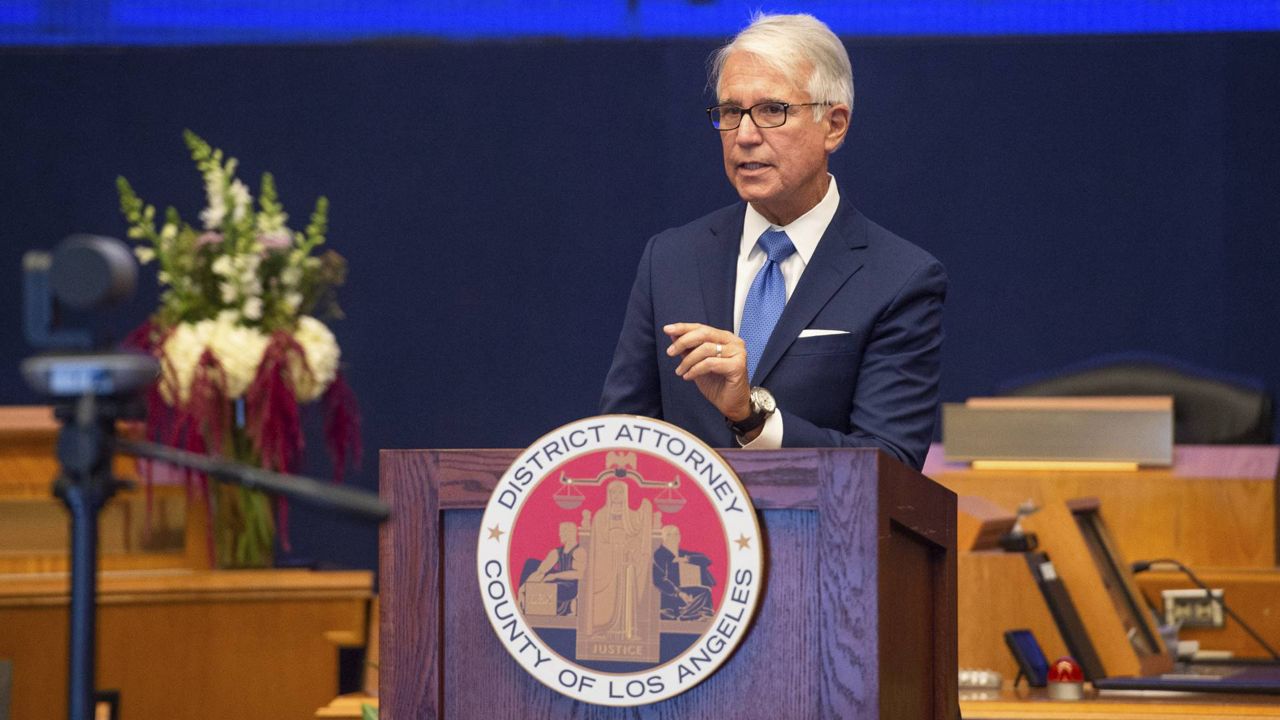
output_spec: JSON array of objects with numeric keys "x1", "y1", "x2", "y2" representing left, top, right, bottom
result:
[
  {"x1": 259, "y1": 172, "x2": 282, "y2": 216},
  {"x1": 360, "y1": 703, "x2": 378, "y2": 720},
  {"x1": 303, "y1": 196, "x2": 329, "y2": 251},
  {"x1": 117, "y1": 176, "x2": 159, "y2": 243},
  {"x1": 116, "y1": 176, "x2": 140, "y2": 220},
  {"x1": 184, "y1": 129, "x2": 212, "y2": 167}
]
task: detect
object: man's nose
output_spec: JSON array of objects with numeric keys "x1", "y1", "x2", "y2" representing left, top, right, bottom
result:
[{"x1": 735, "y1": 113, "x2": 763, "y2": 144}]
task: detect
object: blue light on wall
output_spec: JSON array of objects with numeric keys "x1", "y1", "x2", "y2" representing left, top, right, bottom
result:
[{"x1": 3, "y1": 1, "x2": 1279, "y2": 45}]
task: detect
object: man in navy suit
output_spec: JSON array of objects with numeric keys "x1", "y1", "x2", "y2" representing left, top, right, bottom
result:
[{"x1": 600, "y1": 13, "x2": 947, "y2": 470}]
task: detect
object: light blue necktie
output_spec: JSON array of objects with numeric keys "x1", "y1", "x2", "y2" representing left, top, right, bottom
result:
[{"x1": 740, "y1": 228, "x2": 796, "y2": 381}]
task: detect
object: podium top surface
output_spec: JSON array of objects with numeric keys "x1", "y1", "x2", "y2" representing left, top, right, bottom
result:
[{"x1": 381, "y1": 446, "x2": 948, "y2": 510}]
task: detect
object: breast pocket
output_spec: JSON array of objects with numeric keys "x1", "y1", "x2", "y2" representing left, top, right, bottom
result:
[
  {"x1": 786, "y1": 332, "x2": 859, "y2": 357},
  {"x1": 770, "y1": 332, "x2": 863, "y2": 431}
]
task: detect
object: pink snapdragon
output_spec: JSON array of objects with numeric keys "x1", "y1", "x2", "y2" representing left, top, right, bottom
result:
[{"x1": 258, "y1": 230, "x2": 292, "y2": 252}]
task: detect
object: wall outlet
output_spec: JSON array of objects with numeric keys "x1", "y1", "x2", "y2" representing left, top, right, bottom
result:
[{"x1": 1162, "y1": 588, "x2": 1225, "y2": 629}]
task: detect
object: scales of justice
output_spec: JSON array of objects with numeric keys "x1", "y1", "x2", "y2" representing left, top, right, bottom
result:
[{"x1": 519, "y1": 452, "x2": 716, "y2": 665}]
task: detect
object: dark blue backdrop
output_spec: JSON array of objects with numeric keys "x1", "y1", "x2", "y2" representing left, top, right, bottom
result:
[
  {"x1": 6, "y1": 1, "x2": 1279, "y2": 44},
  {"x1": 4, "y1": 33, "x2": 1278, "y2": 570}
]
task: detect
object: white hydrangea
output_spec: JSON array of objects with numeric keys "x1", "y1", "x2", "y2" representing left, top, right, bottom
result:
[
  {"x1": 207, "y1": 312, "x2": 270, "y2": 399},
  {"x1": 159, "y1": 315, "x2": 273, "y2": 403},
  {"x1": 159, "y1": 320, "x2": 216, "y2": 405},
  {"x1": 134, "y1": 246, "x2": 156, "y2": 265},
  {"x1": 290, "y1": 316, "x2": 339, "y2": 402}
]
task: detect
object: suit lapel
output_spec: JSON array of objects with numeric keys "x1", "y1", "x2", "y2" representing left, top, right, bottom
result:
[
  {"x1": 696, "y1": 204, "x2": 744, "y2": 331},
  {"x1": 752, "y1": 200, "x2": 868, "y2": 384}
]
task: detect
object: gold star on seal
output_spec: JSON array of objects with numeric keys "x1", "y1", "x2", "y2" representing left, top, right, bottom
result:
[
  {"x1": 487, "y1": 524, "x2": 505, "y2": 541},
  {"x1": 735, "y1": 533, "x2": 752, "y2": 550}
]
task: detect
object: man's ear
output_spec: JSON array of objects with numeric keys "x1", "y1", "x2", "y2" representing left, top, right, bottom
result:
[{"x1": 825, "y1": 103, "x2": 851, "y2": 152}]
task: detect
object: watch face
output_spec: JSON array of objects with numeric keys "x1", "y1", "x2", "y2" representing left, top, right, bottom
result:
[{"x1": 751, "y1": 387, "x2": 776, "y2": 414}]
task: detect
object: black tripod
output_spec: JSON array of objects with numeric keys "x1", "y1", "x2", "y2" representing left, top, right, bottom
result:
[
  {"x1": 50, "y1": 391, "x2": 128, "y2": 720},
  {"x1": 22, "y1": 234, "x2": 390, "y2": 719},
  {"x1": 31, "y1": 355, "x2": 390, "y2": 720}
]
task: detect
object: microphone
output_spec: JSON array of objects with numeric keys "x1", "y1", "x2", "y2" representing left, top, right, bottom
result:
[{"x1": 1131, "y1": 557, "x2": 1280, "y2": 660}]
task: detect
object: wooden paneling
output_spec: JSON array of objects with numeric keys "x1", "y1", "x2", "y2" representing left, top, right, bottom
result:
[
  {"x1": 0, "y1": 569, "x2": 372, "y2": 720},
  {"x1": 1136, "y1": 568, "x2": 1280, "y2": 659},
  {"x1": 958, "y1": 553, "x2": 1069, "y2": 678},
  {"x1": 0, "y1": 405, "x2": 208, "y2": 573},
  {"x1": 925, "y1": 444, "x2": 1279, "y2": 567}
]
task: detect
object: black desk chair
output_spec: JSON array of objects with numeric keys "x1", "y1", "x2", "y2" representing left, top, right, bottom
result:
[{"x1": 996, "y1": 354, "x2": 1274, "y2": 444}]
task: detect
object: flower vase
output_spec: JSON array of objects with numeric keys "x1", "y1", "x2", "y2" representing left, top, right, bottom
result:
[{"x1": 210, "y1": 415, "x2": 276, "y2": 569}]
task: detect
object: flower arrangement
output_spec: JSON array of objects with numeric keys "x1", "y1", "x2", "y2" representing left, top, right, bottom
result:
[{"x1": 119, "y1": 130, "x2": 360, "y2": 567}]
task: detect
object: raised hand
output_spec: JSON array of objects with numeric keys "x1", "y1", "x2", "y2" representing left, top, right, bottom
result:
[{"x1": 663, "y1": 322, "x2": 752, "y2": 423}]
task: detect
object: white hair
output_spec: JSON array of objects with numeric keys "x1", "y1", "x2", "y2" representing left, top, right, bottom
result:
[{"x1": 708, "y1": 12, "x2": 854, "y2": 119}]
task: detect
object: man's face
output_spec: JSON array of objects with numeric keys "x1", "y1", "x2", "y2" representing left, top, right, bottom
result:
[{"x1": 717, "y1": 52, "x2": 850, "y2": 226}]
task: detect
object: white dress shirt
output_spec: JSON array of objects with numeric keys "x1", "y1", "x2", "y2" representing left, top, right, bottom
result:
[{"x1": 734, "y1": 176, "x2": 842, "y2": 448}]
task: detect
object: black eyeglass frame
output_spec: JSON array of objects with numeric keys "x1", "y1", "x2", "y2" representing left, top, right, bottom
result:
[{"x1": 705, "y1": 101, "x2": 833, "y2": 131}]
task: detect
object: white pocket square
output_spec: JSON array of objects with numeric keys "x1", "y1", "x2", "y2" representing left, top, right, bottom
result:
[{"x1": 798, "y1": 328, "x2": 849, "y2": 338}]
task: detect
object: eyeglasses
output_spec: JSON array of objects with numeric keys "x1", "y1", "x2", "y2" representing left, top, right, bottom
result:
[{"x1": 705, "y1": 101, "x2": 831, "y2": 131}]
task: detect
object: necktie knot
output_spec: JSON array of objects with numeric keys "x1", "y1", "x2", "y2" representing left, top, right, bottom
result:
[{"x1": 758, "y1": 229, "x2": 796, "y2": 264}]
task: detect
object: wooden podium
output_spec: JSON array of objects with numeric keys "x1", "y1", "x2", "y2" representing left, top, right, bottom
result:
[{"x1": 379, "y1": 448, "x2": 957, "y2": 719}]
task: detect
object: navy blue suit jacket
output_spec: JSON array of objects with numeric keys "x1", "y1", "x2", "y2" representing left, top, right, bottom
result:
[{"x1": 600, "y1": 197, "x2": 947, "y2": 470}]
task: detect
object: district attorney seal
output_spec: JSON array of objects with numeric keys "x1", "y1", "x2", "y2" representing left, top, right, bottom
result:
[{"x1": 476, "y1": 415, "x2": 764, "y2": 706}]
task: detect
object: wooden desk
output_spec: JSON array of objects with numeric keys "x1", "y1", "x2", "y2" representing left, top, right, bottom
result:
[
  {"x1": 962, "y1": 681, "x2": 1280, "y2": 712},
  {"x1": 925, "y1": 444, "x2": 1280, "y2": 567},
  {"x1": 0, "y1": 405, "x2": 207, "y2": 574},
  {"x1": 316, "y1": 693, "x2": 378, "y2": 718},
  {"x1": 934, "y1": 444, "x2": 1280, "y2": 680},
  {"x1": 961, "y1": 685, "x2": 1280, "y2": 719},
  {"x1": 0, "y1": 568, "x2": 372, "y2": 720}
]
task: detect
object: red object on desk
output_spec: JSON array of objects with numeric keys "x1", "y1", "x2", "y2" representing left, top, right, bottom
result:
[
  {"x1": 1049, "y1": 657, "x2": 1084, "y2": 683},
  {"x1": 1048, "y1": 657, "x2": 1085, "y2": 700}
]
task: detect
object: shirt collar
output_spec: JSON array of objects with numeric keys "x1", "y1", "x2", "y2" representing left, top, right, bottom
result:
[{"x1": 740, "y1": 175, "x2": 841, "y2": 266}]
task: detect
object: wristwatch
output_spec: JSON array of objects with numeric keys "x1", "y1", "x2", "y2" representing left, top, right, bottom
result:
[{"x1": 726, "y1": 386, "x2": 776, "y2": 437}]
